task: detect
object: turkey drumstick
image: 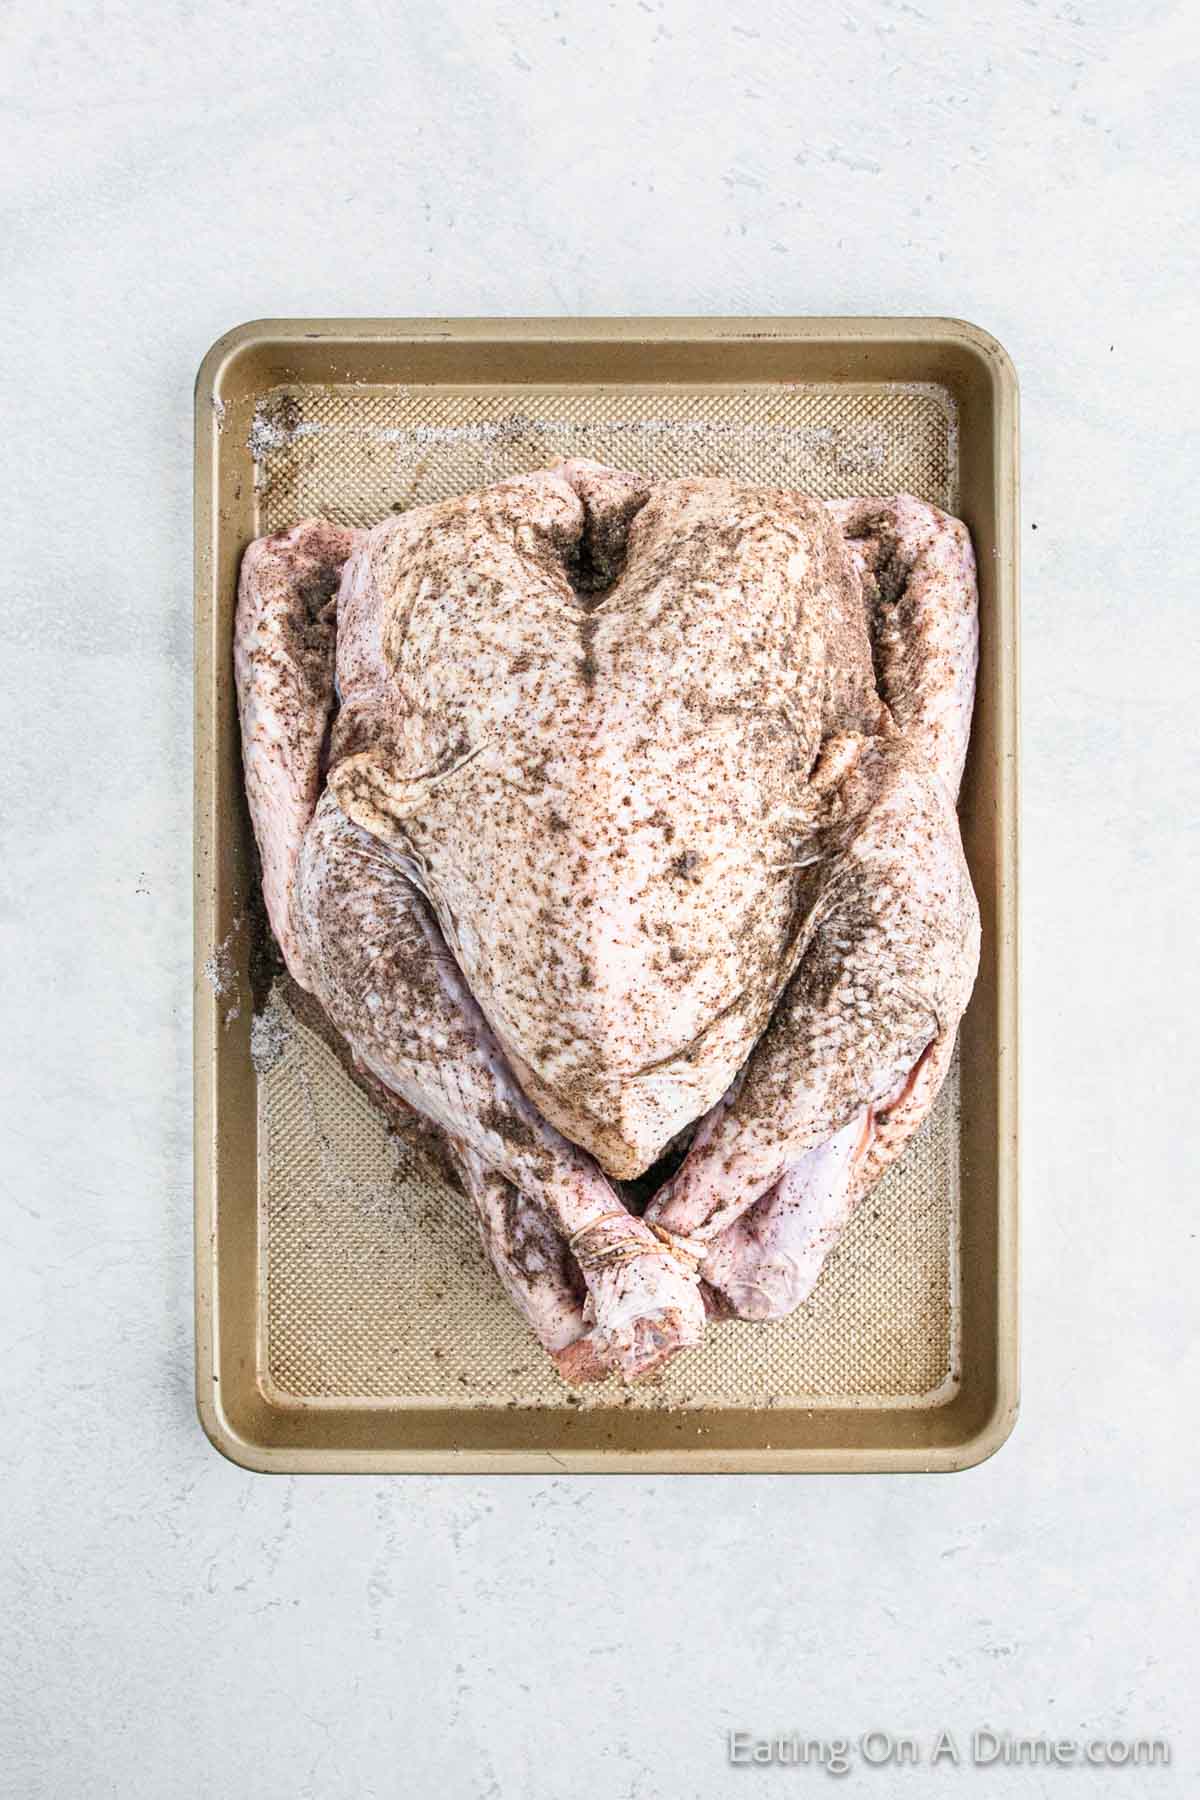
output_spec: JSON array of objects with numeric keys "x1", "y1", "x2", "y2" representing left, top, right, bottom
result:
[{"x1": 650, "y1": 498, "x2": 980, "y2": 1320}]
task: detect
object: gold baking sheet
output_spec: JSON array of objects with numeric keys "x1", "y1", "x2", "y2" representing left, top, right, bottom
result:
[{"x1": 194, "y1": 318, "x2": 1018, "y2": 1471}]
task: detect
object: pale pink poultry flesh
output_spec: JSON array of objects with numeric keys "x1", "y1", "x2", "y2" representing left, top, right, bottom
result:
[{"x1": 235, "y1": 464, "x2": 980, "y2": 1380}]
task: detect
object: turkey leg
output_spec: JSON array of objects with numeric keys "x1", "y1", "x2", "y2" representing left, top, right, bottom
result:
[
  {"x1": 646, "y1": 735, "x2": 979, "y2": 1318},
  {"x1": 648, "y1": 498, "x2": 979, "y2": 1319},
  {"x1": 296, "y1": 792, "x2": 704, "y2": 1378}
]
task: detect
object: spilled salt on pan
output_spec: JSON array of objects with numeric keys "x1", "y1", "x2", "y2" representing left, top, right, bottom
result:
[
  {"x1": 250, "y1": 997, "x2": 291, "y2": 1074},
  {"x1": 202, "y1": 929, "x2": 237, "y2": 996}
]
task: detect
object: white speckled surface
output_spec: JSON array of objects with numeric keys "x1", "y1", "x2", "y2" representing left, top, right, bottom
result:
[{"x1": 4, "y1": 2, "x2": 1198, "y2": 1795}]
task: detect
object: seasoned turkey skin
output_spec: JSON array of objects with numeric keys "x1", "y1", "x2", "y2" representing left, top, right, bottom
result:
[
  {"x1": 327, "y1": 462, "x2": 886, "y2": 1179},
  {"x1": 234, "y1": 461, "x2": 980, "y2": 1380}
]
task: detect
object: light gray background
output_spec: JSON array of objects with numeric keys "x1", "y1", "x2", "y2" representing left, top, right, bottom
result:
[{"x1": 4, "y1": 2, "x2": 1196, "y2": 1795}]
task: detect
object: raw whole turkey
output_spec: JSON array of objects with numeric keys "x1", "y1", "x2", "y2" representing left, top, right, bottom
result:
[{"x1": 235, "y1": 460, "x2": 980, "y2": 1382}]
